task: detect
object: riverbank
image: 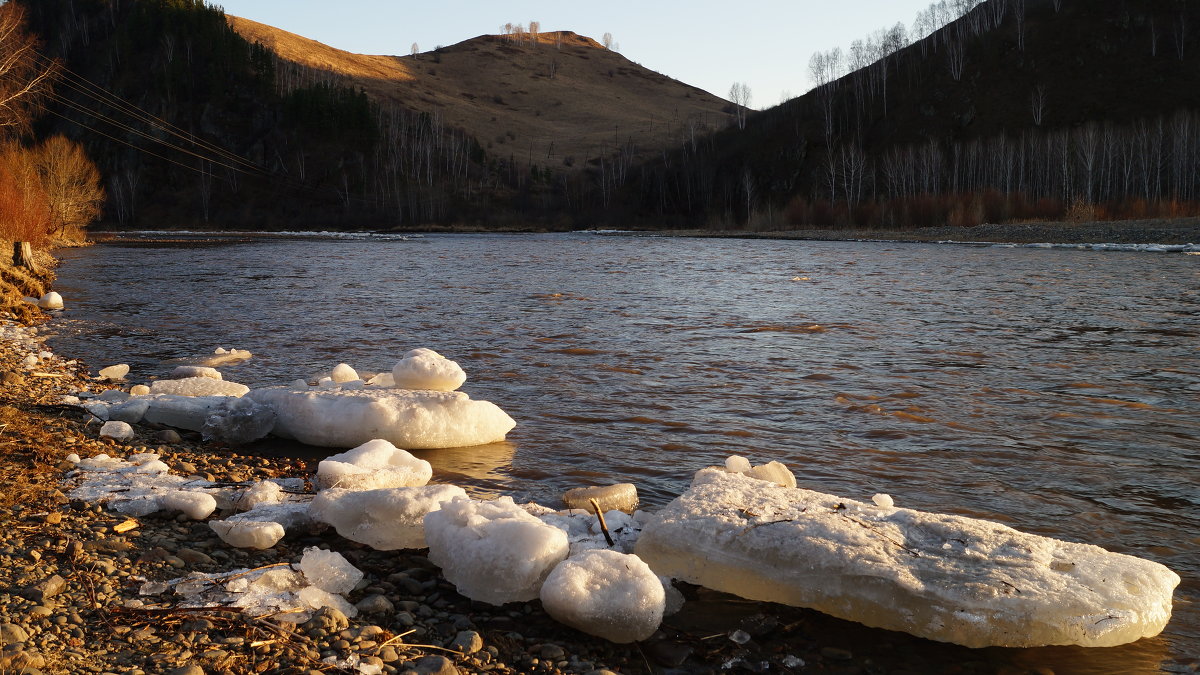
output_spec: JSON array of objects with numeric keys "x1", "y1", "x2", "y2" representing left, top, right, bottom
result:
[
  {"x1": 0, "y1": 254, "x2": 1180, "y2": 675},
  {"x1": 644, "y1": 216, "x2": 1200, "y2": 245}
]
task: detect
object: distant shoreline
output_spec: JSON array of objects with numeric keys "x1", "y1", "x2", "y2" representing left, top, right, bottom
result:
[{"x1": 88, "y1": 216, "x2": 1200, "y2": 245}]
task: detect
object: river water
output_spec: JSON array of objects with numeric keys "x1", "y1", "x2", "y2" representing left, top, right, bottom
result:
[{"x1": 49, "y1": 233, "x2": 1198, "y2": 672}]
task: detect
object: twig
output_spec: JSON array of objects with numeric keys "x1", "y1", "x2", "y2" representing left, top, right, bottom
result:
[
  {"x1": 589, "y1": 498, "x2": 615, "y2": 546},
  {"x1": 376, "y1": 629, "x2": 416, "y2": 650}
]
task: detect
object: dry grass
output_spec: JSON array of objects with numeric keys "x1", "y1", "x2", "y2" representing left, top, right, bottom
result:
[{"x1": 228, "y1": 16, "x2": 734, "y2": 169}]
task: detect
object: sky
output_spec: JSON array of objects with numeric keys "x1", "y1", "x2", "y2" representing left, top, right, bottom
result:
[{"x1": 214, "y1": 0, "x2": 935, "y2": 109}]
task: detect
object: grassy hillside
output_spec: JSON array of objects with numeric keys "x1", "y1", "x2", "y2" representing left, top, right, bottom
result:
[{"x1": 228, "y1": 17, "x2": 733, "y2": 170}]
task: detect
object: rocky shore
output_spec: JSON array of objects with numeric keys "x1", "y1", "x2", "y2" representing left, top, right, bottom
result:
[{"x1": 0, "y1": 256, "x2": 1119, "y2": 675}]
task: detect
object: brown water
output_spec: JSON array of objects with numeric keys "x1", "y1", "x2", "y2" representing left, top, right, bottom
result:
[{"x1": 50, "y1": 233, "x2": 1199, "y2": 672}]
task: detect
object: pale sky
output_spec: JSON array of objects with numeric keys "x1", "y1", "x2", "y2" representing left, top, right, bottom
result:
[{"x1": 214, "y1": 0, "x2": 935, "y2": 108}]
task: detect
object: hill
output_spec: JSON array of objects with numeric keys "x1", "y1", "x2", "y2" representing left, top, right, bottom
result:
[
  {"x1": 623, "y1": 0, "x2": 1200, "y2": 230},
  {"x1": 227, "y1": 16, "x2": 733, "y2": 171}
]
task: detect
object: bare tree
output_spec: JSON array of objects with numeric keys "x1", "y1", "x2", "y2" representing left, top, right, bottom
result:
[
  {"x1": 410, "y1": 42, "x2": 419, "y2": 55},
  {"x1": 602, "y1": 32, "x2": 614, "y2": 50},
  {"x1": 529, "y1": 21, "x2": 540, "y2": 43},
  {"x1": 1031, "y1": 84, "x2": 1046, "y2": 126},
  {"x1": 0, "y1": 4, "x2": 58, "y2": 135},
  {"x1": 728, "y1": 82, "x2": 752, "y2": 130},
  {"x1": 34, "y1": 135, "x2": 104, "y2": 235}
]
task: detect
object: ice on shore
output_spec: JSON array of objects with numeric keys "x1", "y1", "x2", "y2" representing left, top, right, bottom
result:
[
  {"x1": 425, "y1": 496, "x2": 569, "y2": 605},
  {"x1": 172, "y1": 365, "x2": 223, "y2": 380},
  {"x1": 299, "y1": 547, "x2": 363, "y2": 594},
  {"x1": 331, "y1": 363, "x2": 359, "y2": 383},
  {"x1": 723, "y1": 455, "x2": 796, "y2": 488},
  {"x1": 248, "y1": 387, "x2": 515, "y2": 449},
  {"x1": 37, "y1": 292, "x2": 63, "y2": 310},
  {"x1": 562, "y1": 483, "x2": 639, "y2": 512},
  {"x1": 98, "y1": 364, "x2": 130, "y2": 381},
  {"x1": 141, "y1": 395, "x2": 234, "y2": 432},
  {"x1": 311, "y1": 484, "x2": 467, "y2": 550},
  {"x1": 151, "y1": 377, "x2": 250, "y2": 398},
  {"x1": 159, "y1": 491, "x2": 218, "y2": 520},
  {"x1": 209, "y1": 502, "x2": 313, "y2": 550},
  {"x1": 540, "y1": 549, "x2": 665, "y2": 643},
  {"x1": 391, "y1": 348, "x2": 467, "y2": 391},
  {"x1": 201, "y1": 396, "x2": 277, "y2": 445},
  {"x1": 537, "y1": 508, "x2": 646, "y2": 556},
  {"x1": 99, "y1": 420, "x2": 135, "y2": 440},
  {"x1": 316, "y1": 439, "x2": 432, "y2": 490},
  {"x1": 635, "y1": 468, "x2": 1181, "y2": 648},
  {"x1": 65, "y1": 453, "x2": 223, "y2": 520},
  {"x1": 108, "y1": 399, "x2": 150, "y2": 424},
  {"x1": 196, "y1": 347, "x2": 253, "y2": 367},
  {"x1": 141, "y1": 564, "x2": 357, "y2": 623}
]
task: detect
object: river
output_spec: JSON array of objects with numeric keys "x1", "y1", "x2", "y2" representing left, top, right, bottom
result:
[{"x1": 48, "y1": 232, "x2": 1199, "y2": 673}]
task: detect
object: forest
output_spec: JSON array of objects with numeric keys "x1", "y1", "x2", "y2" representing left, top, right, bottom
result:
[{"x1": 11, "y1": 0, "x2": 1200, "y2": 231}]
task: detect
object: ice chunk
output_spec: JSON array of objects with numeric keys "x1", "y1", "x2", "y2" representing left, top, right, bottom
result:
[
  {"x1": 201, "y1": 396, "x2": 276, "y2": 445},
  {"x1": 563, "y1": 483, "x2": 639, "y2": 512},
  {"x1": 331, "y1": 363, "x2": 359, "y2": 383},
  {"x1": 297, "y1": 585, "x2": 358, "y2": 618},
  {"x1": 21, "y1": 354, "x2": 37, "y2": 368},
  {"x1": 391, "y1": 348, "x2": 467, "y2": 391},
  {"x1": 232, "y1": 481, "x2": 285, "y2": 511},
  {"x1": 130, "y1": 385, "x2": 150, "y2": 396},
  {"x1": 109, "y1": 399, "x2": 150, "y2": 424},
  {"x1": 159, "y1": 491, "x2": 218, "y2": 520},
  {"x1": 65, "y1": 453, "x2": 80, "y2": 464},
  {"x1": 299, "y1": 547, "x2": 363, "y2": 594},
  {"x1": 210, "y1": 520, "x2": 286, "y2": 550},
  {"x1": 539, "y1": 508, "x2": 644, "y2": 555},
  {"x1": 311, "y1": 485, "x2": 467, "y2": 550},
  {"x1": 316, "y1": 439, "x2": 432, "y2": 490},
  {"x1": 366, "y1": 372, "x2": 394, "y2": 387},
  {"x1": 82, "y1": 401, "x2": 109, "y2": 421},
  {"x1": 38, "y1": 292, "x2": 63, "y2": 310},
  {"x1": 194, "y1": 348, "x2": 253, "y2": 367},
  {"x1": 143, "y1": 395, "x2": 234, "y2": 431},
  {"x1": 425, "y1": 496, "x2": 570, "y2": 605},
  {"x1": 171, "y1": 365, "x2": 223, "y2": 380},
  {"x1": 98, "y1": 364, "x2": 130, "y2": 381},
  {"x1": 249, "y1": 387, "x2": 515, "y2": 449},
  {"x1": 872, "y1": 493, "x2": 895, "y2": 509},
  {"x1": 635, "y1": 469, "x2": 1181, "y2": 649},
  {"x1": 718, "y1": 455, "x2": 797, "y2": 488},
  {"x1": 99, "y1": 420, "x2": 135, "y2": 440},
  {"x1": 151, "y1": 377, "x2": 250, "y2": 398},
  {"x1": 541, "y1": 549, "x2": 665, "y2": 643},
  {"x1": 98, "y1": 389, "x2": 129, "y2": 402}
]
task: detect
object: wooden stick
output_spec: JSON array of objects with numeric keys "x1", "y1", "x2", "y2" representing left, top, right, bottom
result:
[{"x1": 589, "y1": 498, "x2": 615, "y2": 547}]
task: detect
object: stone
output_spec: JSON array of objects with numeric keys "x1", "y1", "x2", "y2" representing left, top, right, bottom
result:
[
  {"x1": 355, "y1": 595, "x2": 395, "y2": 615},
  {"x1": 0, "y1": 371, "x2": 24, "y2": 387},
  {"x1": 635, "y1": 469, "x2": 1182, "y2": 649},
  {"x1": 302, "y1": 607, "x2": 349, "y2": 636},
  {"x1": 22, "y1": 575, "x2": 67, "y2": 604},
  {"x1": 155, "y1": 430, "x2": 183, "y2": 444},
  {"x1": 0, "y1": 623, "x2": 29, "y2": 645},
  {"x1": 410, "y1": 655, "x2": 459, "y2": 675},
  {"x1": 449, "y1": 630, "x2": 483, "y2": 654},
  {"x1": 168, "y1": 666, "x2": 206, "y2": 675},
  {"x1": 176, "y1": 548, "x2": 215, "y2": 565}
]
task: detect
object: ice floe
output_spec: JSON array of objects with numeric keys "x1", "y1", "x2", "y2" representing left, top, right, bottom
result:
[
  {"x1": 540, "y1": 549, "x2": 665, "y2": 643},
  {"x1": 635, "y1": 468, "x2": 1181, "y2": 648},
  {"x1": 311, "y1": 485, "x2": 466, "y2": 550},
  {"x1": 315, "y1": 439, "x2": 432, "y2": 490}
]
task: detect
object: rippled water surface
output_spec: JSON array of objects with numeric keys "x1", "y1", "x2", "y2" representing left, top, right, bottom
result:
[{"x1": 50, "y1": 233, "x2": 1199, "y2": 672}]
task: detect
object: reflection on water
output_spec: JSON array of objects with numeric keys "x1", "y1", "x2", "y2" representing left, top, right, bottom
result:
[{"x1": 48, "y1": 233, "x2": 1200, "y2": 673}]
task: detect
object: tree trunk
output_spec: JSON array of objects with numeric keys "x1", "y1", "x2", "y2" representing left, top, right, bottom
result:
[{"x1": 12, "y1": 241, "x2": 37, "y2": 270}]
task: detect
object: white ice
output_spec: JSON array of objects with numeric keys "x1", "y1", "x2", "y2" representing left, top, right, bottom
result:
[
  {"x1": 142, "y1": 395, "x2": 236, "y2": 432},
  {"x1": 201, "y1": 396, "x2": 277, "y2": 444},
  {"x1": 38, "y1": 292, "x2": 63, "y2": 310},
  {"x1": 425, "y1": 496, "x2": 569, "y2": 605},
  {"x1": 209, "y1": 502, "x2": 313, "y2": 550},
  {"x1": 298, "y1": 547, "x2": 364, "y2": 595},
  {"x1": 310, "y1": 484, "x2": 467, "y2": 550},
  {"x1": 720, "y1": 455, "x2": 797, "y2": 488},
  {"x1": 151, "y1": 377, "x2": 250, "y2": 398},
  {"x1": 98, "y1": 364, "x2": 130, "y2": 381},
  {"x1": 172, "y1": 365, "x2": 223, "y2": 380},
  {"x1": 159, "y1": 491, "x2": 218, "y2": 520},
  {"x1": 540, "y1": 549, "x2": 665, "y2": 643},
  {"x1": 130, "y1": 385, "x2": 150, "y2": 396},
  {"x1": 194, "y1": 348, "x2": 253, "y2": 367},
  {"x1": 634, "y1": 468, "x2": 1181, "y2": 648},
  {"x1": 315, "y1": 439, "x2": 432, "y2": 490},
  {"x1": 562, "y1": 483, "x2": 639, "y2": 512},
  {"x1": 537, "y1": 508, "x2": 646, "y2": 556},
  {"x1": 331, "y1": 363, "x2": 359, "y2": 383},
  {"x1": 249, "y1": 387, "x2": 515, "y2": 449},
  {"x1": 391, "y1": 348, "x2": 467, "y2": 392}
]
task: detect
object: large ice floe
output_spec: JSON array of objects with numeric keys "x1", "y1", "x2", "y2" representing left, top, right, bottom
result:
[
  {"x1": 635, "y1": 467, "x2": 1181, "y2": 649},
  {"x1": 248, "y1": 387, "x2": 514, "y2": 449}
]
